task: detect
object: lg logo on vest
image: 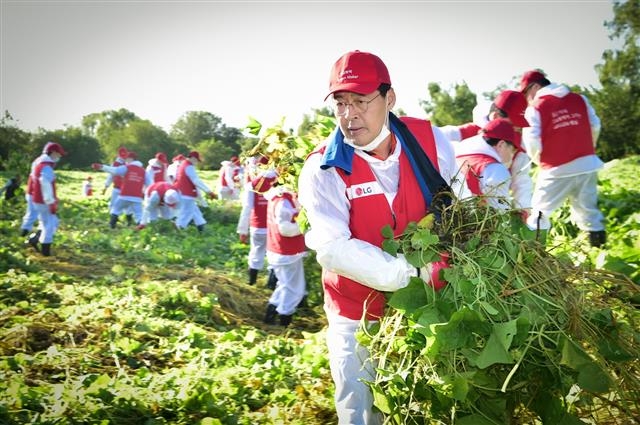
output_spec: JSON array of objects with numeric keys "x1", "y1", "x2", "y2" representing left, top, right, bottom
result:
[{"x1": 347, "y1": 182, "x2": 384, "y2": 200}]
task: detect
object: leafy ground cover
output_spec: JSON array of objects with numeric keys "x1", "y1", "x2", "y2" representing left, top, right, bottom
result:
[
  {"x1": 0, "y1": 170, "x2": 334, "y2": 425},
  {"x1": 0, "y1": 157, "x2": 638, "y2": 424}
]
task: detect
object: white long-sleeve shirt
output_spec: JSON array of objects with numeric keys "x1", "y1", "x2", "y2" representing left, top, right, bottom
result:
[
  {"x1": 298, "y1": 125, "x2": 462, "y2": 293},
  {"x1": 454, "y1": 135, "x2": 512, "y2": 210}
]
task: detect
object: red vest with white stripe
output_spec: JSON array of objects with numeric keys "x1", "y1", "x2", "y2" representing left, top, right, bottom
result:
[
  {"x1": 250, "y1": 175, "x2": 275, "y2": 229},
  {"x1": 266, "y1": 192, "x2": 306, "y2": 255},
  {"x1": 31, "y1": 160, "x2": 56, "y2": 204},
  {"x1": 457, "y1": 153, "x2": 498, "y2": 195},
  {"x1": 119, "y1": 164, "x2": 145, "y2": 198},
  {"x1": 145, "y1": 181, "x2": 173, "y2": 203},
  {"x1": 534, "y1": 92, "x2": 594, "y2": 169},
  {"x1": 175, "y1": 161, "x2": 197, "y2": 198},
  {"x1": 315, "y1": 117, "x2": 440, "y2": 321}
]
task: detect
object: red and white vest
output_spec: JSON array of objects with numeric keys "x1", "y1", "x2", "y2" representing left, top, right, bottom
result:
[
  {"x1": 119, "y1": 164, "x2": 145, "y2": 198},
  {"x1": 31, "y1": 160, "x2": 56, "y2": 204},
  {"x1": 313, "y1": 117, "x2": 440, "y2": 321},
  {"x1": 266, "y1": 192, "x2": 306, "y2": 255},
  {"x1": 175, "y1": 161, "x2": 197, "y2": 198},
  {"x1": 534, "y1": 92, "x2": 594, "y2": 169},
  {"x1": 145, "y1": 181, "x2": 173, "y2": 204},
  {"x1": 250, "y1": 175, "x2": 276, "y2": 229},
  {"x1": 149, "y1": 163, "x2": 166, "y2": 183},
  {"x1": 457, "y1": 154, "x2": 498, "y2": 196}
]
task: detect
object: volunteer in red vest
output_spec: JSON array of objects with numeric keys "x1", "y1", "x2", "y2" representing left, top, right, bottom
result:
[
  {"x1": 297, "y1": 50, "x2": 462, "y2": 425},
  {"x1": 263, "y1": 185, "x2": 306, "y2": 327},
  {"x1": 440, "y1": 89, "x2": 533, "y2": 217},
  {"x1": 455, "y1": 118, "x2": 520, "y2": 210},
  {"x1": 146, "y1": 156, "x2": 167, "y2": 184},
  {"x1": 167, "y1": 154, "x2": 185, "y2": 185},
  {"x1": 92, "y1": 151, "x2": 148, "y2": 228},
  {"x1": 82, "y1": 176, "x2": 93, "y2": 197},
  {"x1": 103, "y1": 146, "x2": 128, "y2": 203},
  {"x1": 174, "y1": 151, "x2": 216, "y2": 232},
  {"x1": 21, "y1": 145, "x2": 52, "y2": 237},
  {"x1": 520, "y1": 70, "x2": 605, "y2": 247},
  {"x1": 137, "y1": 181, "x2": 180, "y2": 229},
  {"x1": 28, "y1": 141, "x2": 66, "y2": 256},
  {"x1": 237, "y1": 155, "x2": 278, "y2": 285},
  {"x1": 217, "y1": 156, "x2": 241, "y2": 200}
]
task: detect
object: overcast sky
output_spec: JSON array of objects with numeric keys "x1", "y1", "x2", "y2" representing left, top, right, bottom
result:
[{"x1": 1, "y1": 0, "x2": 615, "y2": 134}]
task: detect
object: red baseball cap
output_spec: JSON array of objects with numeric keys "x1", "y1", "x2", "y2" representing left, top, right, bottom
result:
[
  {"x1": 155, "y1": 152, "x2": 168, "y2": 164},
  {"x1": 126, "y1": 151, "x2": 138, "y2": 160},
  {"x1": 188, "y1": 151, "x2": 202, "y2": 162},
  {"x1": 519, "y1": 70, "x2": 546, "y2": 92},
  {"x1": 326, "y1": 50, "x2": 391, "y2": 100},
  {"x1": 117, "y1": 147, "x2": 128, "y2": 157},
  {"x1": 44, "y1": 142, "x2": 66, "y2": 156},
  {"x1": 172, "y1": 154, "x2": 186, "y2": 162},
  {"x1": 493, "y1": 90, "x2": 529, "y2": 128},
  {"x1": 482, "y1": 118, "x2": 520, "y2": 150}
]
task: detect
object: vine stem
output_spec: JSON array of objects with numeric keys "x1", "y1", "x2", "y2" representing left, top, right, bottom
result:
[{"x1": 501, "y1": 326, "x2": 541, "y2": 393}]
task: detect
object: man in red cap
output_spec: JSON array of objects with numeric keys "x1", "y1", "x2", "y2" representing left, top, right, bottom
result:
[
  {"x1": 237, "y1": 155, "x2": 279, "y2": 286},
  {"x1": 166, "y1": 154, "x2": 185, "y2": 185},
  {"x1": 174, "y1": 151, "x2": 216, "y2": 232},
  {"x1": 102, "y1": 146, "x2": 134, "y2": 224},
  {"x1": 440, "y1": 89, "x2": 533, "y2": 218},
  {"x1": 454, "y1": 118, "x2": 522, "y2": 210},
  {"x1": 297, "y1": 50, "x2": 463, "y2": 424},
  {"x1": 519, "y1": 69, "x2": 605, "y2": 247},
  {"x1": 146, "y1": 152, "x2": 168, "y2": 184},
  {"x1": 217, "y1": 155, "x2": 242, "y2": 200},
  {"x1": 92, "y1": 151, "x2": 148, "y2": 228},
  {"x1": 26, "y1": 141, "x2": 66, "y2": 256}
]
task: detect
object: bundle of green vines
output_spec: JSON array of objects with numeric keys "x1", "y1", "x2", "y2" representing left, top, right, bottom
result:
[{"x1": 364, "y1": 196, "x2": 640, "y2": 425}]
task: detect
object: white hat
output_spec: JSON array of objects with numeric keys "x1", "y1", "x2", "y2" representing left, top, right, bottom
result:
[{"x1": 165, "y1": 189, "x2": 179, "y2": 206}]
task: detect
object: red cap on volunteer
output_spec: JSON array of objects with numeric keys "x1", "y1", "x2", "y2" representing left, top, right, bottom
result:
[
  {"x1": 493, "y1": 90, "x2": 529, "y2": 128},
  {"x1": 326, "y1": 50, "x2": 391, "y2": 100},
  {"x1": 519, "y1": 70, "x2": 546, "y2": 92},
  {"x1": 482, "y1": 118, "x2": 520, "y2": 150}
]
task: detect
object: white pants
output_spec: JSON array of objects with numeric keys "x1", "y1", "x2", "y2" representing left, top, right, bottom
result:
[
  {"x1": 527, "y1": 171, "x2": 604, "y2": 231},
  {"x1": 33, "y1": 203, "x2": 59, "y2": 244},
  {"x1": 111, "y1": 199, "x2": 142, "y2": 224},
  {"x1": 268, "y1": 256, "x2": 306, "y2": 316},
  {"x1": 21, "y1": 194, "x2": 38, "y2": 231},
  {"x1": 325, "y1": 310, "x2": 383, "y2": 425},
  {"x1": 248, "y1": 231, "x2": 267, "y2": 270},
  {"x1": 175, "y1": 196, "x2": 206, "y2": 229}
]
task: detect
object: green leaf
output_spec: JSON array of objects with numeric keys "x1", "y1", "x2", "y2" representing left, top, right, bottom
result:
[
  {"x1": 388, "y1": 278, "x2": 429, "y2": 314},
  {"x1": 381, "y1": 239, "x2": 400, "y2": 256},
  {"x1": 560, "y1": 336, "x2": 611, "y2": 393},
  {"x1": 381, "y1": 224, "x2": 394, "y2": 239},
  {"x1": 475, "y1": 321, "x2": 517, "y2": 369},
  {"x1": 245, "y1": 116, "x2": 262, "y2": 135}
]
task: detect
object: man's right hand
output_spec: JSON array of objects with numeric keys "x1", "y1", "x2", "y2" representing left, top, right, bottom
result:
[{"x1": 239, "y1": 233, "x2": 248, "y2": 244}]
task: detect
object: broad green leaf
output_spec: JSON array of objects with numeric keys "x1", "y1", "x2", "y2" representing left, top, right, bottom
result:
[
  {"x1": 381, "y1": 224, "x2": 394, "y2": 239},
  {"x1": 388, "y1": 278, "x2": 429, "y2": 314},
  {"x1": 475, "y1": 321, "x2": 517, "y2": 369}
]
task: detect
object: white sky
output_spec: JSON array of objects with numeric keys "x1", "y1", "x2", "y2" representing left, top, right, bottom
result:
[{"x1": 1, "y1": 0, "x2": 615, "y2": 134}]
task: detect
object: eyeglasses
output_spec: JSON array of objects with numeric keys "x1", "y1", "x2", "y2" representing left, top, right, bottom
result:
[{"x1": 332, "y1": 93, "x2": 381, "y2": 116}]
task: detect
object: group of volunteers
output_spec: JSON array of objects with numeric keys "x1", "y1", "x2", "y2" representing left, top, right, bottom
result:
[
  {"x1": 91, "y1": 148, "x2": 217, "y2": 232},
  {"x1": 294, "y1": 50, "x2": 606, "y2": 424},
  {"x1": 14, "y1": 48, "x2": 606, "y2": 424}
]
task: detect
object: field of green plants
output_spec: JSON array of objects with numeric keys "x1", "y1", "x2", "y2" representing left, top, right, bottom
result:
[{"x1": 0, "y1": 156, "x2": 638, "y2": 424}]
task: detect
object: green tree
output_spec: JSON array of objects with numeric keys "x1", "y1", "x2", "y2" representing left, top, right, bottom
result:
[
  {"x1": 0, "y1": 111, "x2": 32, "y2": 175},
  {"x1": 195, "y1": 139, "x2": 234, "y2": 170},
  {"x1": 31, "y1": 127, "x2": 101, "y2": 169},
  {"x1": 419, "y1": 82, "x2": 477, "y2": 126},
  {"x1": 591, "y1": 0, "x2": 640, "y2": 160},
  {"x1": 110, "y1": 120, "x2": 175, "y2": 163},
  {"x1": 170, "y1": 111, "x2": 245, "y2": 159}
]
